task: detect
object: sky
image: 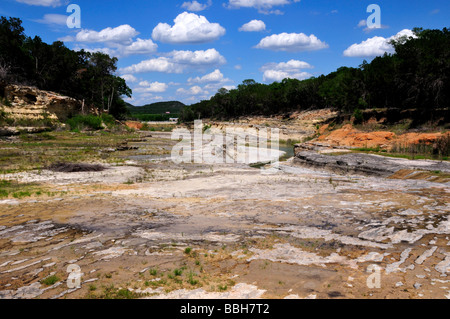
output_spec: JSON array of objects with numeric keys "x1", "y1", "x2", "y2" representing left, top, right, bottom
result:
[{"x1": 1, "y1": 0, "x2": 449, "y2": 106}]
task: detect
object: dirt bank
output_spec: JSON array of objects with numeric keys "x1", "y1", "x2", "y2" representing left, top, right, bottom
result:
[{"x1": 316, "y1": 124, "x2": 449, "y2": 151}]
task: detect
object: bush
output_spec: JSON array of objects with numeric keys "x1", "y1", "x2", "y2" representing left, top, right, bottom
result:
[
  {"x1": 353, "y1": 108, "x2": 364, "y2": 124},
  {"x1": 436, "y1": 134, "x2": 450, "y2": 157},
  {"x1": 100, "y1": 113, "x2": 116, "y2": 127},
  {"x1": 66, "y1": 115, "x2": 103, "y2": 131}
]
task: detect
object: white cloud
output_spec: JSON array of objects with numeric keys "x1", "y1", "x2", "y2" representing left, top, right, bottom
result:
[
  {"x1": 76, "y1": 46, "x2": 118, "y2": 57},
  {"x1": 181, "y1": 0, "x2": 212, "y2": 11},
  {"x1": 120, "y1": 38, "x2": 158, "y2": 56},
  {"x1": 343, "y1": 29, "x2": 415, "y2": 58},
  {"x1": 119, "y1": 49, "x2": 226, "y2": 74},
  {"x1": 74, "y1": 25, "x2": 139, "y2": 45},
  {"x1": 261, "y1": 59, "x2": 313, "y2": 82},
  {"x1": 255, "y1": 32, "x2": 328, "y2": 52},
  {"x1": 170, "y1": 49, "x2": 226, "y2": 66},
  {"x1": 234, "y1": 65, "x2": 242, "y2": 70},
  {"x1": 226, "y1": 0, "x2": 300, "y2": 14},
  {"x1": 120, "y1": 57, "x2": 180, "y2": 74},
  {"x1": 135, "y1": 81, "x2": 169, "y2": 93},
  {"x1": 152, "y1": 12, "x2": 225, "y2": 44},
  {"x1": 73, "y1": 38, "x2": 158, "y2": 58},
  {"x1": 34, "y1": 14, "x2": 68, "y2": 25},
  {"x1": 221, "y1": 85, "x2": 236, "y2": 91},
  {"x1": 357, "y1": 19, "x2": 389, "y2": 33},
  {"x1": 188, "y1": 69, "x2": 231, "y2": 85},
  {"x1": 239, "y1": 20, "x2": 266, "y2": 32},
  {"x1": 357, "y1": 20, "x2": 367, "y2": 28},
  {"x1": 120, "y1": 74, "x2": 138, "y2": 83},
  {"x1": 16, "y1": 0, "x2": 62, "y2": 7},
  {"x1": 177, "y1": 86, "x2": 209, "y2": 96}
]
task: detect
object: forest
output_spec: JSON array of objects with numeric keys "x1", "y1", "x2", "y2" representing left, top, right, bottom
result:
[
  {"x1": 180, "y1": 27, "x2": 449, "y2": 123},
  {"x1": 0, "y1": 16, "x2": 131, "y2": 119}
]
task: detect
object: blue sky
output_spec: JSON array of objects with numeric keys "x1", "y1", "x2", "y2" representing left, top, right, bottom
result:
[{"x1": 1, "y1": 0, "x2": 449, "y2": 105}]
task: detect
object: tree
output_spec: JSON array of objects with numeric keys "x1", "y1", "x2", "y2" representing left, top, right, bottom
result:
[{"x1": 0, "y1": 16, "x2": 133, "y2": 119}]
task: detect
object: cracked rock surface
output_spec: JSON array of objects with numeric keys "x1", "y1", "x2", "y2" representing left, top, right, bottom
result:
[{"x1": 0, "y1": 138, "x2": 449, "y2": 299}]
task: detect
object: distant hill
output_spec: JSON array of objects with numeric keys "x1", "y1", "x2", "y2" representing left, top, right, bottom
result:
[{"x1": 126, "y1": 101, "x2": 185, "y2": 115}]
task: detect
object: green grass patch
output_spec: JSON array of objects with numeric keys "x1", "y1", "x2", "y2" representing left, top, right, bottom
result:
[
  {"x1": 149, "y1": 268, "x2": 158, "y2": 276},
  {"x1": 12, "y1": 191, "x2": 32, "y2": 199},
  {"x1": 0, "y1": 180, "x2": 45, "y2": 199},
  {"x1": 97, "y1": 285, "x2": 143, "y2": 299},
  {"x1": 173, "y1": 268, "x2": 183, "y2": 277},
  {"x1": 66, "y1": 115, "x2": 104, "y2": 131},
  {"x1": 41, "y1": 275, "x2": 60, "y2": 286}
]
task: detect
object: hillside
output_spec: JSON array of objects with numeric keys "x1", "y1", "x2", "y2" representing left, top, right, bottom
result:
[{"x1": 126, "y1": 101, "x2": 185, "y2": 115}]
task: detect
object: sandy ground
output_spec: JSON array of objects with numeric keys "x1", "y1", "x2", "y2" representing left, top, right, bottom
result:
[{"x1": 0, "y1": 135, "x2": 449, "y2": 299}]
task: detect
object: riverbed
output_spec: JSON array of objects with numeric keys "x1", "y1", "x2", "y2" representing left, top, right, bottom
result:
[{"x1": 0, "y1": 130, "x2": 449, "y2": 299}]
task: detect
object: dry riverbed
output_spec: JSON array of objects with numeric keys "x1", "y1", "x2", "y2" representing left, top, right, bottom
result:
[{"x1": 0, "y1": 130, "x2": 449, "y2": 299}]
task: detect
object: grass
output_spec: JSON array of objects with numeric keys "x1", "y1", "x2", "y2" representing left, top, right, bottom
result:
[
  {"x1": 0, "y1": 180, "x2": 47, "y2": 199},
  {"x1": 41, "y1": 275, "x2": 60, "y2": 286},
  {"x1": 173, "y1": 268, "x2": 183, "y2": 276},
  {"x1": 93, "y1": 285, "x2": 143, "y2": 299},
  {"x1": 0, "y1": 130, "x2": 140, "y2": 174},
  {"x1": 350, "y1": 138, "x2": 450, "y2": 161},
  {"x1": 66, "y1": 115, "x2": 104, "y2": 131},
  {"x1": 140, "y1": 124, "x2": 176, "y2": 132}
]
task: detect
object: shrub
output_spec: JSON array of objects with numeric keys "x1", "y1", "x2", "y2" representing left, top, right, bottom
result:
[
  {"x1": 41, "y1": 275, "x2": 60, "y2": 286},
  {"x1": 100, "y1": 113, "x2": 116, "y2": 127},
  {"x1": 353, "y1": 108, "x2": 364, "y2": 124},
  {"x1": 436, "y1": 134, "x2": 450, "y2": 157},
  {"x1": 66, "y1": 115, "x2": 103, "y2": 131},
  {"x1": 175, "y1": 268, "x2": 183, "y2": 276}
]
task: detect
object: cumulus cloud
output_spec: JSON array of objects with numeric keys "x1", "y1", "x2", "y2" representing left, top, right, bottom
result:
[
  {"x1": 261, "y1": 59, "x2": 313, "y2": 82},
  {"x1": 152, "y1": 12, "x2": 226, "y2": 44},
  {"x1": 181, "y1": 0, "x2": 212, "y2": 11},
  {"x1": 188, "y1": 69, "x2": 231, "y2": 85},
  {"x1": 239, "y1": 20, "x2": 266, "y2": 32},
  {"x1": 135, "y1": 81, "x2": 169, "y2": 93},
  {"x1": 120, "y1": 74, "x2": 138, "y2": 83},
  {"x1": 75, "y1": 46, "x2": 118, "y2": 57},
  {"x1": 74, "y1": 25, "x2": 139, "y2": 45},
  {"x1": 64, "y1": 24, "x2": 157, "y2": 58},
  {"x1": 226, "y1": 0, "x2": 300, "y2": 14},
  {"x1": 120, "y1": 57, "x2": 180, "y2": 74},
  {"x1": 170, "y1": 49, "x2": 226, "y2": 65},
  {"x1": 119, "y1": 49, "x2": 226, "y2": 74},
  {"x1": 177, "y1": 86, "x2": 209, "y2": 96},
  {"x1": 16, "y1": 0, "x2": 62, "y2": 7},
  {"x1": 73, "y1": 37, "x2": 157, "y2": 58},
  {"x1": 343, "y1": 29, "x2": 415, "y2": 58},
  {"x1": 255, "y1": 32, "x2": 328, "y2": 52},
  {"x1": 120, "y1": 38, "x2": 158, "y2": 56}
]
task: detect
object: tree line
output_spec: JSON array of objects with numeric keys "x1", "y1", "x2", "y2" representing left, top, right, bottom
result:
[
  {"x1": 0, "y1": 17, "x2": 131, "y2": 119},
  {"x1": 181, "y1": 27, "x2": 449, "y2": 122}
]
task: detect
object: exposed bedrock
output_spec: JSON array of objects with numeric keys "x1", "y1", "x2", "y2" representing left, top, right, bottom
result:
[{"x1": 293, "y1": 150, "x2": 450, "y2": 177}]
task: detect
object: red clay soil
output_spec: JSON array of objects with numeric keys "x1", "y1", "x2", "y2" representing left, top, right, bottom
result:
[
  {"x1": 316, "y1": 124, "x2": 448, "y2": 149},
  {"x1": 125, "y1": 121, "x2": 144, "y2": 130}
]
